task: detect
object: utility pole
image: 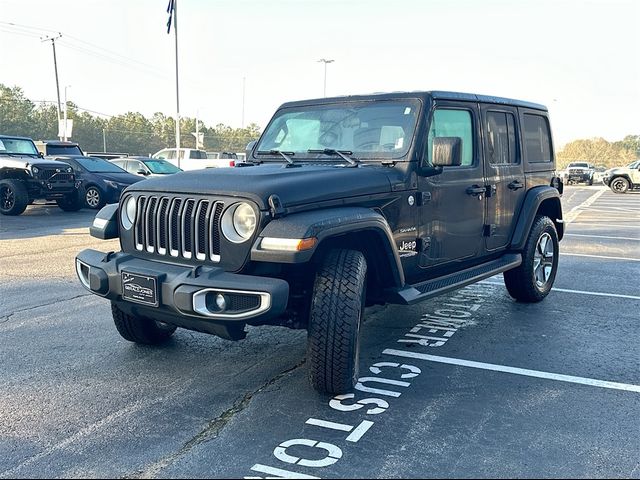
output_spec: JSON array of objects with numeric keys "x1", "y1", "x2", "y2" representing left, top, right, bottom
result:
[
  {"x1": 41, "y1": 34, "x2": 63, "y2": 131},
  {"x1": 317, "y1": 58, "x2": 334, "y2": 97}
]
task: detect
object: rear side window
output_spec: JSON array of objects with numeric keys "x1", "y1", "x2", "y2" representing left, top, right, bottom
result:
[
  {"x1": 427, "y1": 109, "x2": 474, "y2": 166},
  {"x1": 485, "y1": 111, "x2": 517, "y2": 164},
  {"x1": 523, "y1": 114, "x2": 552, "y2": 163}
]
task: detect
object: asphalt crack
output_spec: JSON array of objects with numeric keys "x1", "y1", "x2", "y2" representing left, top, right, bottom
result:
[
  {"x1": 123, "y1": 359, "x2": 307, "y2": 479},
  {"x1": 0, "y1": 293, "x2": 92, "y2": 324}
]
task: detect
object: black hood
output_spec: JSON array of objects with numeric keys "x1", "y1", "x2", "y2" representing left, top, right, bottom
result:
[{"x1": 128, "y1": 163, "x2": 406, "y2": 209}]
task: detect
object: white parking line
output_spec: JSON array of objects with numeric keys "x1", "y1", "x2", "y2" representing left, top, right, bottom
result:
[
  {"x1": 568, "y1": 223, "x2": 640, "y2": 229},
  {"x1": 565, "y1": 189, "x2": 607, "y2": 223},
  {"x1": 481, "y1": 281, "x2": 640, "y2": 300},
  {"x1": 562, "y1": 252, "x2": 640, "y2": 262},
  {"x1": 565, "y1": 233, "x2": 640, "y2": 241},
  {"x1": 382, "y1": 349, "x2": 640, "y2": 393}
]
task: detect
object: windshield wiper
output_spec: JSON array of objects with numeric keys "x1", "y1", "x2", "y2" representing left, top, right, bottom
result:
[
  {"x1": 256, "y1": 150, "x2": 295, "y2": 167},
  {"x1": 307, "y1": 149, "x2": 358, "y2": 167}
]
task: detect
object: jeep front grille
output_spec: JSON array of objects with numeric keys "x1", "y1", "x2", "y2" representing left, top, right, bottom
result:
[
  {"x1": 133, "y1": 195, "x2": 224, "y2": 262},
  {"x1": 40, "y1": 169, "x2": 73, "y2": 181}
]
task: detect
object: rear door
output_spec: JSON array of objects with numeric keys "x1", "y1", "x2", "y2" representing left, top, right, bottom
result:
[{"x1": 480, "y1": 105, "x2": 526, "y2": 251}]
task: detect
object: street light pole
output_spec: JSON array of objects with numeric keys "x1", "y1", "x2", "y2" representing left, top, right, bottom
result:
[
  {"x1": 173, "y1": 0, "x2": 181, "y2": 166},
  {"x1": 63, "y1": 85, "x2": 71, "y2": 141},
  {"x1": 317, "y1": 58, "x2": 334, "y2": 97}
]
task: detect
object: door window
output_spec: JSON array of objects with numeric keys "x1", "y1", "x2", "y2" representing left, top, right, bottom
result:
[
  {"x1": 485, "y1": 111, "x2": 517, "y2": 164},
  {"x1": 426, "y1": 109, "x2": 473, "y2": 166}
]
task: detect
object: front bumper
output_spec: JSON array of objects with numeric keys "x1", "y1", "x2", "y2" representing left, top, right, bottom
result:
[
  {"x1": 26, "y1": 178, "x2": 79, "y2": 199},
  {"x1": 567, "y1": 173, "x2": 591, "y2": 183},
  {"x1": 602, "y1": 176, "x2": 612, "y2": 186},
  {"x1": 75, "y1": 249, "x2": 289, "y2": 336}
]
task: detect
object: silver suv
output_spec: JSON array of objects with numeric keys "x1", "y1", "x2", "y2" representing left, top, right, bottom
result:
[{"x1": 602, "y1": 160, "x2": 640, "y2": 193}]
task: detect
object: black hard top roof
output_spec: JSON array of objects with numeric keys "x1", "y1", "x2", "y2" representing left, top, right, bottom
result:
[
  {"x1": 279, "y1": 90, "x2": 547, "y2": 111},
  {"x1": 40, "y1": 140, "x2": 80, "y2": 146}
]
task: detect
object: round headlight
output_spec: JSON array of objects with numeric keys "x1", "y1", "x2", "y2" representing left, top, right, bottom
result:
[
  {"x1": 32, "y1": 166, "x2": 39, "y2": 174},
  {"x1": 66, "y1": 166, "x2": 73, "y2": 173},
  {"x1": 121, "y1": 196, "x2": 137, "y2": 230},
  {"x1": 221, "y1": 202, "x2": 257, "y2": 243}
]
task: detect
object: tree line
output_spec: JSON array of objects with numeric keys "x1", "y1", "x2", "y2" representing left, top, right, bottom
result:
[
  {"x1": 0, "y1": 84, "x2": 261, "y2": 155},
  {"x1": 1, "y1": 83, "x2": 638, "y2": 165}
]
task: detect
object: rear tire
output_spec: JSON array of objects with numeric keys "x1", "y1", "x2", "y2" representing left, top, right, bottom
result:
[
  {"x1": 307, "y1": 249, "x2": 367, "y2": 394},
  {"x1": 504, "y1": 215, "x2": 559, "y2": 303},
  {"x1": 0, "y1": 179, "x2": 29, "y2": 216},
  {"x1": 111, "y1": 302, "x2": 176, "y2": 345}
]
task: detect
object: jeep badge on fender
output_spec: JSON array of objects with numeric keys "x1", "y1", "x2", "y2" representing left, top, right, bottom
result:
[{"x1": 76, "y1": 91, "x2": 564, "y2": 394}]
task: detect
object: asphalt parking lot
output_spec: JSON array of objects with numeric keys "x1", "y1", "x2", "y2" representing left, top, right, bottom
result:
[{"x1": 0, "y1": 186, "x2": 638, "y2": 479}]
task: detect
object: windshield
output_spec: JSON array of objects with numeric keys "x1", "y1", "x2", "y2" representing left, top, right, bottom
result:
[
  {"x1": 627, "y1": 160, "x2": 640, "y2": 169},
  {"x1": 47, "y1": 145, "x2": 84, "y2": 156},
  {"x1": 75, "y1": 157, "x2": 128, "y2": 173},
  {"x1": 569, "y1": 163, "x2": 589, "y2": 168},
  {"x1": 0, "y1": 138, "x2": 39, "y2": 156},
  {"x1": 145, "y1": 159, "x2": 181, "y2": 174},
  {"x1": 256, "y1": 99, "x2": 420, "y2": 160}
]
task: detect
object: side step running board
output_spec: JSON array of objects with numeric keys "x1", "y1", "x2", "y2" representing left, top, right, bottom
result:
[{"x1": 390, "y1": 253, "x2": 522, "y2": 305}]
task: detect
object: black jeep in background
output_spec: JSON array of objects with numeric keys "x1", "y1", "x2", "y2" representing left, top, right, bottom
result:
[
  {"x1": 77, "y1": 91, "x2": 564, "y2": 394},
  {"x1": 0, "y1": 135, "x2": 82, "y2": 215}
]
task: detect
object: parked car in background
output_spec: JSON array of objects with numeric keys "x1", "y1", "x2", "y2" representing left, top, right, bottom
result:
[
  {"x1": 592, "y1": 165, "x2": 608, "y2": 184},
  {"x1": 52, "y1": 155, "x2": 142, "y2": 209},
  {"x1": 601, "y1": 160, "x2": 640, "y2": 193},
  {"x1": 0, "y1": 135, "x2": 82, "y2": 215},
  {"x1": 35, "y1": 140, "x2": 84, "y2": 157},
  {"x1": 110, "y1": 156, "x2": 183, "y2": 177},
  {"x1": 565, "y1": 162, "x2": 595, "y2": 185}
]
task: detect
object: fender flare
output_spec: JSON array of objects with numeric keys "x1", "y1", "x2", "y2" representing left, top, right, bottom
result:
[
  {"x1": 510, "y1": 186, "x2": 563, "y2": 250},
  {"x1": 251, "y1": 207, "x2": 405, "y2": 288}
]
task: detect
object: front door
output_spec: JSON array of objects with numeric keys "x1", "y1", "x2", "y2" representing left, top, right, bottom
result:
[
  {"x1": 480, "y1": 105, "x2": 526, "y2": 251},
  {"x1": 417, "y1": 102, "x2": 485, "y2": 269}
]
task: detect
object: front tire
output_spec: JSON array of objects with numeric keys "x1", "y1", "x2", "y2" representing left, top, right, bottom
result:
[
  {"x1": 610, "y1": 177, "x2": 629, "y2": 194},
  {"x1": 56, "y1": 191, "x2": 83, "y2": 211},
  {"x1": 504, "y1": 215, "x2": 559, "y2": 303},
  {"x1": 111, "y1": 302, "x2": 177, "y2": 345},
  {"x1": 0, "y1": 179, "x2": 29, "y2": 216},
  {"x1": 85, "y1": 185, "x2": 105, "y2": 209},
  {"x1": 307, "y1": 249, "x2": 367, "y2": 394}
]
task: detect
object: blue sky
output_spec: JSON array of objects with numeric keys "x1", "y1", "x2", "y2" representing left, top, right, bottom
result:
[{"x1": 0, "y1": 0, "x2": 638, "y2": 147}]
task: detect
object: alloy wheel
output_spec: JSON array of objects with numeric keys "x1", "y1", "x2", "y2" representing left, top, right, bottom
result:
[
  {"x1": 1, "y1": 185, "x2": 15, "y2": 211},
  {"x1": 533, "y1": 232, "x2": 554, "y2": 288}
]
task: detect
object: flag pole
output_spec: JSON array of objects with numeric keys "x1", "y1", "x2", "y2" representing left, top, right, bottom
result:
[{"x1": 173, "y1": 0, "x2": 181, "y2": 167}]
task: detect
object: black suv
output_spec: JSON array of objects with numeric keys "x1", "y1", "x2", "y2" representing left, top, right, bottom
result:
[
  {"x1": 77, "y1": 91, "x2": 564, "y2": 394},
  {"x1": 0, "y1": 135, "x2": 82, "y2": 215}
]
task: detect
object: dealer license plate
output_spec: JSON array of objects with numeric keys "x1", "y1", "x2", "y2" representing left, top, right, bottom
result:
[{"x1": 121, "y1": 271, "x2": 159, "y2": 307}]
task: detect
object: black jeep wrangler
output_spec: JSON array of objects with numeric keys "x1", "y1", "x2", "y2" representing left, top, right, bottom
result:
[
  {"x1": 77, "y1": 91, "x2": 564, "y2": 394},
  {"x1": 0, "y1": 135, "x2": 83, "y2": 215}
]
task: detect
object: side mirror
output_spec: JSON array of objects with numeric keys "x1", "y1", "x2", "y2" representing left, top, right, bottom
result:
[
  {"x1": 137, "y1": 169, "x2": 149, "y2": 176},
  {"x1": 245, "y1": 140, "x2": 258, "y2": 158},
  {"x1": 432, "y1": 137, "x2": 462, "y2": 167},
  {"x1": 39, "y1": 151, "x2": 45, "y2": 158}
]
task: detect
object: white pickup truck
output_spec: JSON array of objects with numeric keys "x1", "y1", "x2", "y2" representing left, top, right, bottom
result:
[{"x1": 151, "y1": 148, "x2": 228, "y2": 171}]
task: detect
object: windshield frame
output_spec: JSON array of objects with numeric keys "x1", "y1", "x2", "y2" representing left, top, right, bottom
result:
[{"x1": 254, "y1": 98, "x2": 423, "y2": 163}]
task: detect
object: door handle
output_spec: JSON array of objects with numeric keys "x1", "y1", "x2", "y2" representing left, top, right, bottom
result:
[
  {"x1": 466, "y1": 185, "x2": 485, "y2": 195},
  {"x1": 508, "y1": 180, "x2": 524, "y2": 190}
]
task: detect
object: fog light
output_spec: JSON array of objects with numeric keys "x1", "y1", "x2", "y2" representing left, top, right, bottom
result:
[
  {"x1": 215, "y1": 294, "x2": 227, "y2": 311},
  {"x1": 76, "y1": 259, "x2": 91, "y2": 290}
]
